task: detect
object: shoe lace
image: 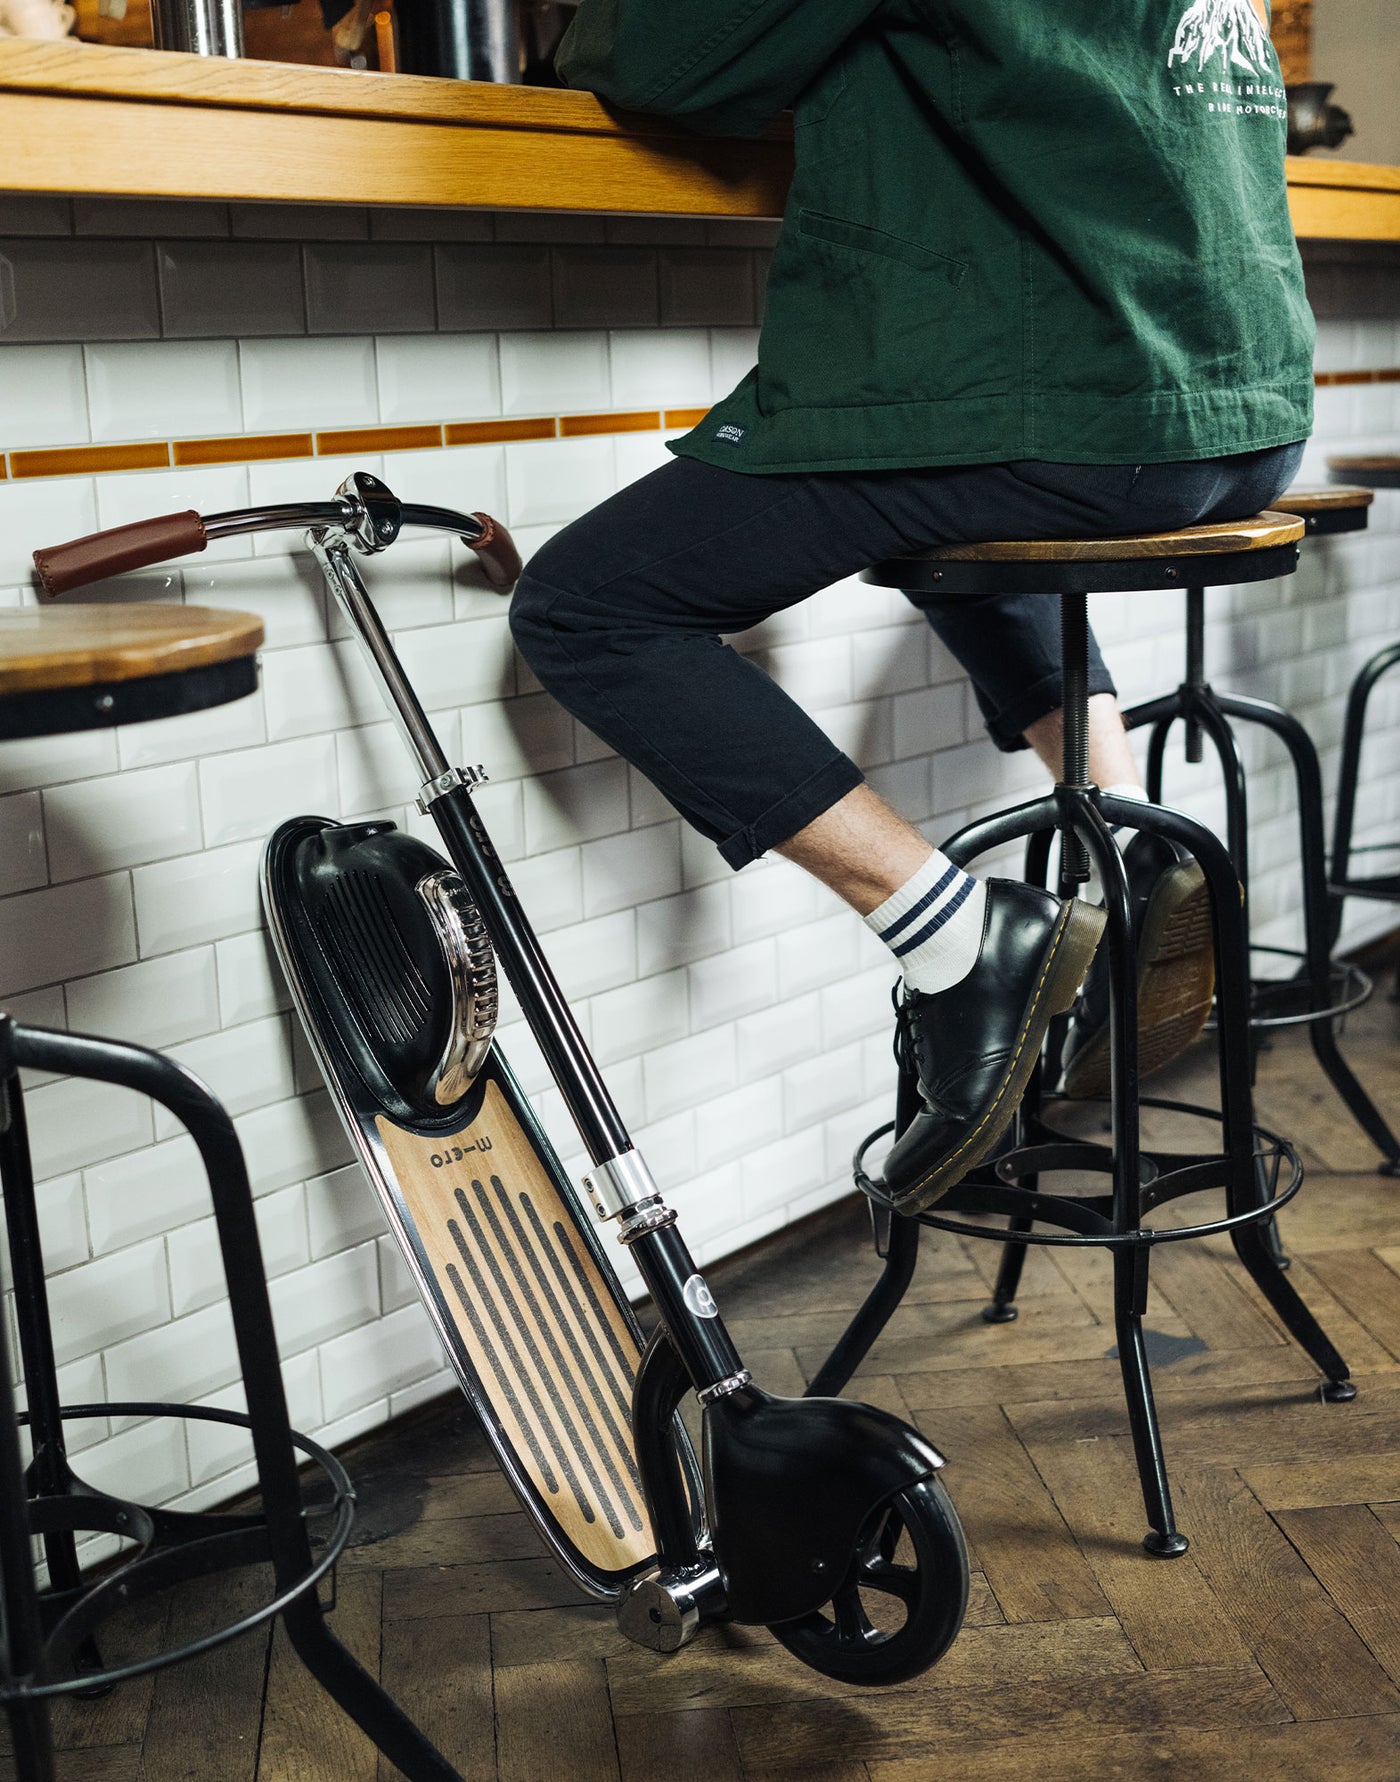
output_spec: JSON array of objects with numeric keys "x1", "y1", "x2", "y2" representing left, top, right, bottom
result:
[{"x1": 891, "y1": 980, "x2": 920, "y2": 1077}]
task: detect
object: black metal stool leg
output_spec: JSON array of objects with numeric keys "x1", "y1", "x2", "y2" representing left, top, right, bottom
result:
[
  {"x1": 1139, "y1": 703, "x2": 1177, "y2": 805},
  {"x1": 984, "y1": 1217, "x2": 1032, "y2": 1325},
  {"x1": 1128, "y1": 624, "x2": 1400, "y2": 1173},
  {"x1": 1168, "y1": 694, "x2": 1292, "y2": 1266},
  {"x1": 1230, "y1": 1223, "x2": 1355, "y2": 1400},
  {"x1": 1113, "y1": 1247, "x2": 1186, "y2": 1557},
  {"x1": 807, "y1": 1205, "x2": 921, "y2": 1398},
  {"x1": 7, "y1": 1025, "x2": 467, "y2": 1782},
  {"x1": 0, "y1": 1066, "x2": 107, "y2": 1686},
  {"x1": 807, "y1": 1064, "x2": 925, "y2": 1399},
  {"x1": 1215, "y1": 689, "x2": 1400, "y2": 1174},
  {"x1": 1329, "y1": 640, "x2": 1400, "y2": 949},
  {"x1": 1131, "y1": 805, "x2": 1356, "y2": 1401},
  {"x1": 1082, "y1": 800, "x2": 1185, "y2": 1554},
  {"x1": 280, "y1": 1596, "x2": 464, "y2": 1782},
  {"x1": 0, "y1": 1202, "x2": 56, "y2": 1782},
  {"x1": 179, "y1": 1050, "x2": 465, "y2": 1782}
]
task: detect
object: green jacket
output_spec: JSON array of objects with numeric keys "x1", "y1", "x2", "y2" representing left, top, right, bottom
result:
[{"x1": 556, "y1": 0, "x2": 1313, "y2": 474}]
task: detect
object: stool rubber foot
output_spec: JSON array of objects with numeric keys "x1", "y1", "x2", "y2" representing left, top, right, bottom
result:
[
  {"x1": 1321, "y1": 1379, "x2": 1358, "y2": 1403},
  {"x1": 1142, "y1": 1530, "x2": 1190, "y2": 1559},
  {"x1": 981, "y1": 1302, "x2": 1018, "y2": 1325},
  {"x1": 1378, "y1": 1159, "x2": 1400, "y2": 1179}
]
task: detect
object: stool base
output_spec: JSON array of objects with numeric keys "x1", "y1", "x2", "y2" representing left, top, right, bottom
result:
[
  {"x1": 0, "y1": 1022, "x2": 462, "y2": 1782},
  {"x1": 1128, "y1": 676, "x2": 1400, "y2": 1174},
  {"x1": 817, "y1": 781, "x2": 1355, "y2": 1555}
]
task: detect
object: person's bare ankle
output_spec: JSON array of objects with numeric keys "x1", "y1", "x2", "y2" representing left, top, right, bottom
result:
[{"x1": 774, "y1": 784, "x2": 935, "y2": 914}]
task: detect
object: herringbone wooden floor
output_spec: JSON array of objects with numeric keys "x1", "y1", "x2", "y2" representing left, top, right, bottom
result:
[{"x1": 7, "y1": 965, "x2": 1400, "y2": 1781}]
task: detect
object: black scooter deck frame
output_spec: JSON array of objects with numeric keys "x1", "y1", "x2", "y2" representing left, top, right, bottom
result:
[{"x1": 262, "y1": 817, "x2": 659, "y2": 1599}]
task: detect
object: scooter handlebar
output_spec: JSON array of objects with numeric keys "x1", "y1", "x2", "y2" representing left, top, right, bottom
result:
[
  {"x1": 33, "y1": 510, "x2": 208, "y2": 598},
  {"x1": 454, "y1": 510, "x2": 522, "y2": 591},
  {"x1": 32, "y1": 500, "x2": 521, "y2": 598}
]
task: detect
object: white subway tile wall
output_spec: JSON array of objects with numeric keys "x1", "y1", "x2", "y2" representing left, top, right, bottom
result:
[{"x1": 0, "y1": 211, "x2": 1398, "y2": 1545}]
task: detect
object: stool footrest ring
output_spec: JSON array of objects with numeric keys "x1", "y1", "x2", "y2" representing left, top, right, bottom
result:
[
  {"x1": 6, "y1": 1400, "x2": 354, "y2": 1701},
  {"x1": 852, "y1": 1096, "x2": 1302, "y2": 1250},
  {"x1": 1203, "y1": 945, "x2": 1373, "y2": 1031}
]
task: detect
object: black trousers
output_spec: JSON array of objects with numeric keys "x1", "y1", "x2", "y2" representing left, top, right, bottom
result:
[{"x1": 510, "y1": 442, "x2": 1303, "y2": 870}]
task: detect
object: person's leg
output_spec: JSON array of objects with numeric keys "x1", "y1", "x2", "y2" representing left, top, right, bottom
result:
[
  {"x1": 1022, "y1": 693, "x2": 1143, "y2": 794},
  {"x1": 914, "y1": 440, "x2": 1305, "y2": 1095},
  {"x1": 511, "y1": 453, "x2": 1142, "y2": 1206}
]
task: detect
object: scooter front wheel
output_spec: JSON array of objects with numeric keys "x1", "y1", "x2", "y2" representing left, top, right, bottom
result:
[{"x1": 767, "y1": 1476, "x2": 968, "y2": 1686}]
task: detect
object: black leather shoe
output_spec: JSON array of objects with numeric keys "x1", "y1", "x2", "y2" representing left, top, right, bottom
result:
[
  {"x1": 1059, "y1": 830, "x2": 1215, "y2": 1098},
  {"x1": 883, "y1": 880, "x2": 1106, "y2": 1213}
]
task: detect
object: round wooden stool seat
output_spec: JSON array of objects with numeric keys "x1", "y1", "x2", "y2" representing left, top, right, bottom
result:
[
  {"x1": 863, "y1": 510, "x2": 1303, "y2": 595},
  {"x1": 1278, "y1": 485, "x2": 1374, "y2": 536},
  {"x1": 0, "y1": 604, "x2": 264, "y2": 740},
  {"x1": 1328, "y1": 455, "x2": 1400, "y2": 492}
]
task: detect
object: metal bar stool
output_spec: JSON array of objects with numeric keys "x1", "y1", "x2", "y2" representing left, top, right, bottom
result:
[
  {"x1": 1116, "y1": 483, "x2": 1398, "y2": 1175},
  {"x1": 0, "y1": 606, "x2": 460, "y2": 1782},
  {"x1": 808, "y1": 512, "x2": 1355, "y2": 1558},
  {"x1": 1326, "y1": 457, "x2": 1400, "y2": 968}
]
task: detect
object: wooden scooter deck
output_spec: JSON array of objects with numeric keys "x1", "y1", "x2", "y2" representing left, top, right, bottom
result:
[{"x1": 375, "y1": 1078, "x2": 657, "y2": 1579}]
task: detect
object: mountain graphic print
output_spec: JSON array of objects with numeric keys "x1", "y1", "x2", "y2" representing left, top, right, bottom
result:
[{"x1": 1169, "y1": 0, "x2": 1272, "y2": 75}]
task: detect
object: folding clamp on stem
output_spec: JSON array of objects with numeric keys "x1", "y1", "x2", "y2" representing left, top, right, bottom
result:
[
  {"x1": 417, "y1": 764, "x2": 489, "y2": 813},
  {"x1": 582, "y1": 1149, "x2": 660, "y2": 1221}
]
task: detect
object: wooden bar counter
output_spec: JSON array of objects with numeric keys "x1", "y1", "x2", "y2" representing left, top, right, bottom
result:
[{"x1": 2, "y1": 36, "x2": 1399, "y2": 237}]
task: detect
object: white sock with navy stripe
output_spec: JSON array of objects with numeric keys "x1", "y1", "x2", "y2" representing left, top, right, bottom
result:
[{"x1": 864, "y1": 849, "x2": 988, "y2": 995}]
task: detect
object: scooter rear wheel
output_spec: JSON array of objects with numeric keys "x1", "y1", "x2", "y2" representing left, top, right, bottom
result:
[{"x1": 767, "y1": 1476, "x2": 968, "y2": 1685}]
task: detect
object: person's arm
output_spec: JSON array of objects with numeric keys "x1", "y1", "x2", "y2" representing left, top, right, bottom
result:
[{"x1": 555, "y1": 0, "x2": 886, "y2": 136}]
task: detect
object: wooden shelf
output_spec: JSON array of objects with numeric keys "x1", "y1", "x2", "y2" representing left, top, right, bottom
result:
[
  {"x1": 1285, "y1": 156, "x2": 1400, "y2": 243},
  {"x1": 1, "y1": 38, "x2": 1397, "y2": 238},
  {"x1": 0, "y1": 38, "x2": 792, "y2": 216}
]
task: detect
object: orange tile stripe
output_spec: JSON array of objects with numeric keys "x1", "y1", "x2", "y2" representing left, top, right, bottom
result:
[
  {"x1": 1314, "y1": 368, "x2": 1400, "y2": 387},
  {"x1": 561, "y1": 410, "x2": 661, "y2": 437},
  {"x1": 7, "y1": 368, "x2": 1391, "y2": 480},
  {"x1": 447, "y1": 417, "x2": 557, "y2": 445},
  {"x1": 1, "y1": 407, "x2": 678, "y2": 480},
  {"x1": 175, "y1": 432, "x2": 314, "y2": 467},
  {"x1": 12, "y1": 442, "x2": 170, "y2": 478},
  {"x1": 317, "y1": 423, "x2": 445, "y2": 455}
]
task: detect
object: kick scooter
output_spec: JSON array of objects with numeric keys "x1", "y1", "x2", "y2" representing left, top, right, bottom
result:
[{"x1": 36, "y1": 473, "x2": 969, "y2": 1685}]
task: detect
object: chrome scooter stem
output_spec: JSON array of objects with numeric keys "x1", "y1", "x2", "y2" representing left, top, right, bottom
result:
[
  {"x1": 306, "y1": 509, "x2": 749, "y2": 1392},
  {"x1": 309, "y1": 530, "x2": 451, "y2": 790}
]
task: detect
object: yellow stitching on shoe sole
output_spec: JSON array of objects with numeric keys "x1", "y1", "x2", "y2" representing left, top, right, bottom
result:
[{"x1": 892, "y1": 901, "x2": 1096, "y2": 1205}]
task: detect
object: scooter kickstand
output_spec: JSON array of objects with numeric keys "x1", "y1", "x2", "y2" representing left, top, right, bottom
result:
[{"x1": 616, "y1": 1563, "x2": 726, "y2": 1653}]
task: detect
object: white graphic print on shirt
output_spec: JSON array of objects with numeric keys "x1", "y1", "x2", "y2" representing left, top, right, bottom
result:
[
  {"x1": 1167, "y1": 0, "x2": 1283, "y2": 120},
  {"x1": 1169, "y1": 0, "x2": 1271, "y2": 76}
]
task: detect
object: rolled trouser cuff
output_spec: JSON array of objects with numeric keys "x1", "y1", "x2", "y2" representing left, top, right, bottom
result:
[{"x1": 717, "y1": 755, "x2": 865, "y2": 870}]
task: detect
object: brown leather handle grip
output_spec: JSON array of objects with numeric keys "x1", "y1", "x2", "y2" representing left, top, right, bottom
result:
[
  {"x1": 466, "y1": 512, "x2": 523, "y2": 591},
  {"x1": 32, "y1": 511, "x2": 209, "y2": 598}
]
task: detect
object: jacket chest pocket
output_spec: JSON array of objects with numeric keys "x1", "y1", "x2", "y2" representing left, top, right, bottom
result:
[{"x1": 797, "y1": 209, "x2": 967, "y2": 287}]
